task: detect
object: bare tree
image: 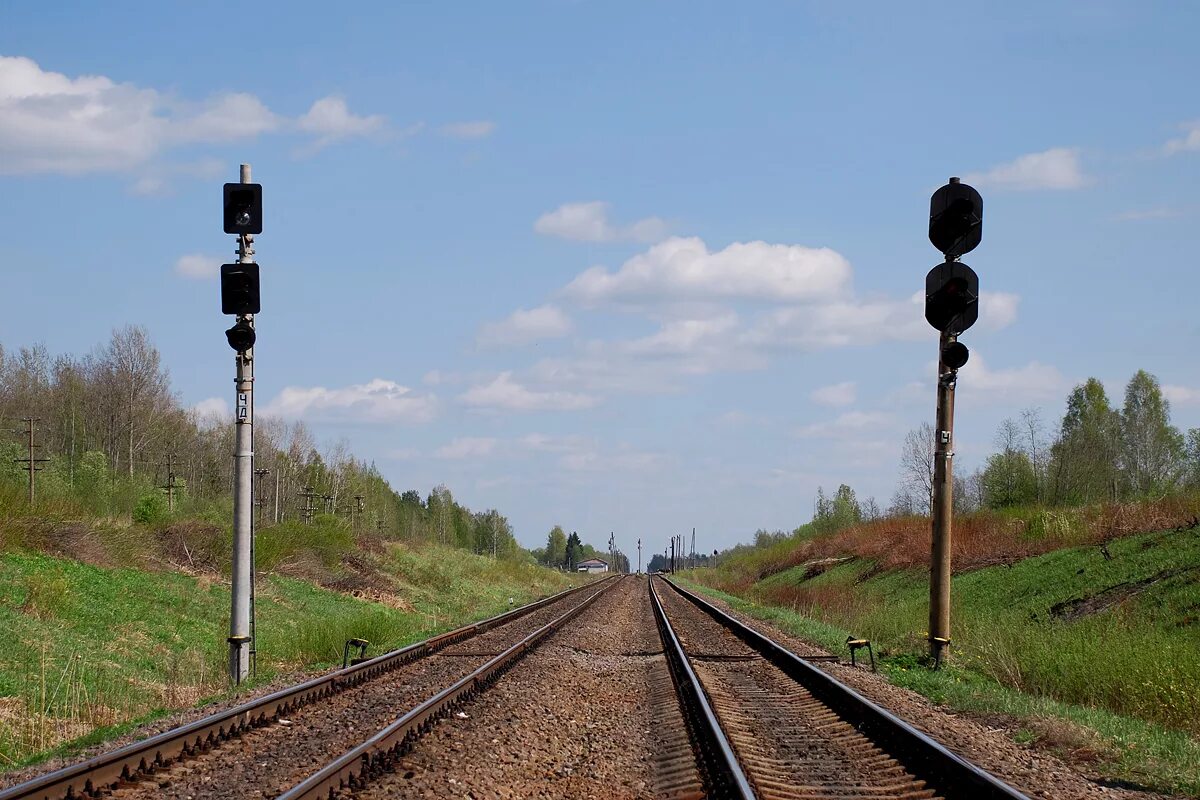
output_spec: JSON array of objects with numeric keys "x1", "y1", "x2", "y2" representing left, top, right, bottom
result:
[
  {"x1": 100, "y1": 326, "x2": 171, "y2": 477},
  {"x1": 899, "y1": 422, "x2": 936, "y2": 512}
]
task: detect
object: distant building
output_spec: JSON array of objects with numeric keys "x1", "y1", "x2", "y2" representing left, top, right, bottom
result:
[{"x1": 576, "y1": 557, "x2": 608, "y2": 573}]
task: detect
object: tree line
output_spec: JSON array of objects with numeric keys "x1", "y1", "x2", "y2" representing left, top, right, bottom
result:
[
  {"x1": 530, "y1": 525, "x2": 631, "y2": 572},
  {"x1": 0, "y1": 326, "x2": 521, "y2": 558},
  {"x1": 892, "y1": 369, "x2": 1199, "y2": 514}
]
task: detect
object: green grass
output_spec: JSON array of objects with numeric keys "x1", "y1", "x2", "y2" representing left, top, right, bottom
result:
[
  {"x1": 680, "y1": 526, "x2": 1200, "y2": 796},
  {"x1": 0, "y1": 544, "x2": 574, "y2": 769}
]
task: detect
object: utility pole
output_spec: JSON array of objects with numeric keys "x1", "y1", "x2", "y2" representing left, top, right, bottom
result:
[
  {"x1": 353, "y1": 494, "x2": 365, "y2": 534},
  {"x1": 224, "y1": 163, "x2": 262, "y2": 686},
  {"x1": 159, "y1": 451, "x2": 178, "y2": 514},
  {"x1": 254, "y1": 468, "x2": 270, "y2": 529},
  {"x1": 13, "y1": 418, "x2": 49, "y2": 505},
  {"x1": 924, "y1": 176, "x2": 983, "y2": 668},
  {"x1": 637, "y1": 538, "x2": 641, "y2": 574},
  {"x1": 691, "y1": 527, "x2": 696, "y2": 570},
  {"x1": 300, "y1": 486, "x2": 316, "y2": 524}
]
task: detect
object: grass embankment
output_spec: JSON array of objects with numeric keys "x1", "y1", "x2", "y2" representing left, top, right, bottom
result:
[
  {"x1": 688, "y1": 523, "x2": 1200, "y2": 795},
  {"x1": 0, "y1": 543, "x2": 575, "y2": 770}
]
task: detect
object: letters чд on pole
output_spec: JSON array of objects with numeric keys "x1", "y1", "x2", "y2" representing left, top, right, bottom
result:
[{"x1": 924, "y1": 176, "x2": 983, "y2": 668}]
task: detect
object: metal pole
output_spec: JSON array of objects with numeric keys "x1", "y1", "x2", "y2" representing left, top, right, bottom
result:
[
  {"x1": 637, "y1": 538, "x2": 641, "y2": 574},
  {"x1": 928, "y1": 330, "x2": 957, "y2": 667},
  {"x1": 229, "y1": 163, "x2": 255, "y2": 685},
  {"x1": 691, "y1": 527, "x2": 696, "y2": 570}
]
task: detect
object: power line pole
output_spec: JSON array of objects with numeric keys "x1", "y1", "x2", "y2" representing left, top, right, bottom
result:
[
  {"x1": 637, "y1": 538, "x2": 641, "y2": 574},
  {"x1": 300, "y1": 486, "x2": 316, "y2": 524},
  {"x1": 227, "y1": 163, "x2": 258, "y2": 686},
  {"x1": 159, "y1": 451, "x2": 178, "y2": 514},
  {"x1": 691, "y1": 527, "x2": 696, "y2": 570},
  {"x1": 254, "y1": 468, "x2": 271, "y2": 530},
  {"x1": 353, "y1": 494, "x2": 365, "y2": 534},
  {"x1": 13, "y1": 418, "x2": 49, "y2": 505}
]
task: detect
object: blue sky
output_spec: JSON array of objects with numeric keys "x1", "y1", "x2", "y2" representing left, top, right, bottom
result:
[{"x1": 3, "y1": 3, "x2": 1200, "y2": 555}]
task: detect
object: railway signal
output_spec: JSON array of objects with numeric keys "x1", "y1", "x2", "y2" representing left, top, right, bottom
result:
[
  {"x1": 223, "y1": 181, "x2": 263, "y2": 234},
  {"x1": 223, "y1": 164, "x2": 262, "y2": 686},
  {"x1": 924, "y1": 176, "x2": 983, "y2": 668}
]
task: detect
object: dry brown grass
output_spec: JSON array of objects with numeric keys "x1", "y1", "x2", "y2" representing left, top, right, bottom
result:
[{"x1": 740, "y1": 495, "x2": 1200, "y2": 584}]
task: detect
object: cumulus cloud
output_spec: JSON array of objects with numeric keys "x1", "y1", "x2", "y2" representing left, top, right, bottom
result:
[
  {"x1": 956, "y1": 357, "x2": 1069, "y2": 404},
  {"x1": 297, "y1": 96, "x2": 386, "y2": 151},
  {"x1": 459, "y1": 372, "x2": 598, "y2": 412},
  {"x1": 190, "y1": 397, "x2": 230, "y2": 421},
  {"x1": 439, "y1": 120, "x2": 495, "y2": 139},
  {"x1": 810, "y1": 382, "x2": 856, "y2": 407},
  {"x1": 1163, "y1": 385, "x2": 1200, "y2": 405},
  {"x1": 0, "y1": 55, "x2": 386, "y2": 175},
  {"x1": 563, "y1": 236, "x2": 851, "y2": 305},
  {"x1": 534, "y1": 201, "x2": 668, "y2": 244},
  {"x1": 1163, "y1": 121, "x2": 1200, "y2": 156},
  {"x1": 264, "y1": 379, "x2": 437, "y2": 423},
  {"x1": 174, "y1": 254, "x2": 221, "y2": 280},
  {"x1": 434, "y1": 437, "x2": 498, "y2": 459},
  {"x1": 478, "y1": 305, "x2": 572, "y2": 347},
  {"x1": 962, "y1": 147, "x2": 1088, "y2": 191}
]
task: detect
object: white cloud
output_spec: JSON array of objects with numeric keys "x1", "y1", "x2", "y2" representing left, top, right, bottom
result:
[
  {"x1": 190, "y1": 397, "x2": 230, "y2": 420},
  {"x1": 459, "y1": 372, "x2": 598, "y2": 412},
  {"x1": 264, "y1": 379, "x2": 437, "y2": 423},
  {"x1": 563, "y1": 236, "x2": 851, "y2": 305},
  {"x1": 478, "y1": 305, "x2": 572, "y2": 347},
  {"x1": 434, "y1": 437, "x2": 498, "y2": 459},
  {"x1": 0, "y1": 55, "x2": 386, "y2": 176},
  {"x1": 1163, "y1": 121, "x2": 1200, "y2": 156},
  {"x1": 439, "y1": 120, "x2": 495, "y2": 139},
  {"x1": 174, "y1": 254, "x2": 221, "y2": 280},
  {"x1": 979, "y1": 292, "x2": 1020, "y2": 330},
  {"x1": 176, "y1": 92, "x2": 281, "y2": 143},
  {"x1": 534, "y1": 201, "x2": 669, "y2": 244},
  {"x1": 1163, "y1": 385, "x2": 1200, "y2": 405},
  {"x1": 797, "y1": 411, "x2": 893, "y2": 438},
  {"x1": 956, "y1": 357, "x2": 1068, "y2": 404},
  {"x1": 962, "y1": 147, "x2": 1087, "y2": 191},
  {"x1": 810, "y1": 381, "x2": 856, "y2": 407},
  {"x1": 297, "y1": 96, "x2": 385, "y2": 150}
]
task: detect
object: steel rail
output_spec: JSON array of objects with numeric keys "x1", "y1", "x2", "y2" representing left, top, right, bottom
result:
[
  {"x1": 650, "y1": 577, "x2": 756, "y2": 799},
  {"x1": 661, "y1": 577, "x2": 1032, "y2": 800},
  {"x1": 276, "y1": 575, "x2": 623, "y2": 800},
  {"x1": 0, "y1": 576, "x2": 614, "y2": 800}
]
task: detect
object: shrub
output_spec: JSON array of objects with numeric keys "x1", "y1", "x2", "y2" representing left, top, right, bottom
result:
[{"x1": 132, "y1": 493, "x2": 169, "y2": 525}]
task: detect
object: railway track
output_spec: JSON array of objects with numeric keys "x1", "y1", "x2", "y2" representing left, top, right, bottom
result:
[
  {"x1": 0, "y1": 576, "x2": 616, "y2": 800},
  {"x1": 651, "y1": 576, "x2": 1031, "y2": 800}
]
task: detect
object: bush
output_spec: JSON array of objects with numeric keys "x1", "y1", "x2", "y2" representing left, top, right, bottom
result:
[{"x1": 132, "y1": 492, "x2": 169, "y2": 525}]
